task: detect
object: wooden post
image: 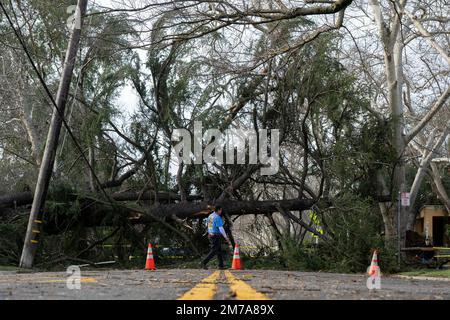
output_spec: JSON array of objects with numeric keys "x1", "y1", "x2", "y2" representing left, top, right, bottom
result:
[{"x1": 19, "y1": 0, "x2": 89, "y2": 268}]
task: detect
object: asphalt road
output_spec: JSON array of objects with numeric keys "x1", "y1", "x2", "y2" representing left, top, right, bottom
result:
[{"x1": 0, "y1": 268, "x2": 449, "y2": 300}]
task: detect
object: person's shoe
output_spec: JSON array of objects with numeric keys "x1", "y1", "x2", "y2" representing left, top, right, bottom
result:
[
  {"x1": 219, "y1": 266, "x2": 227, "y2": 270},
  {"x1": 199, "y1": 262, "x2": 208, "y2": 270}
]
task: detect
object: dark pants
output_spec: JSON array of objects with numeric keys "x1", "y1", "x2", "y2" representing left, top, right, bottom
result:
[{"x1": 202, "y1": 235, "x2": 224, "y2": 268}]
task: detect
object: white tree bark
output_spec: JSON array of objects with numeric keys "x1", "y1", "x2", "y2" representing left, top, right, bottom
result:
[
  {"x1": 404, "y1": 10, "x2": 450, "y2": 66},
  {"x1": 14, "y1": 59, "x2": 44, "y2": 166},
  {"x1": 369, "y1": 0, "x2": 407, "y2": 240},
  {"x1": 406, "y1": 127, "x2": 450, "y2": 230},
  {"x1": 430, "y1": 162, "x2": 450, "y2": 214},
  {"x1": 368, "y1": 0, "x2": 450, "y2": 242}
]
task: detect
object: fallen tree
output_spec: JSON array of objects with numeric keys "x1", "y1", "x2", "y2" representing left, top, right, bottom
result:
[
  {"x1": 135, "y1": 198, "x2": 317, "y2": 221},
  {"x1": 4, "y1": 196, "x2": 314, "y2": 234},
  {"x1": 1, "y1": 188, "x2": 318, "y2": 247},
  {"x1": 0, "y1": 191, "x2": 202, "y2": 210},
  {"x1": 0, "y1": 192, "x2": 33, "y2": 209},
  {"x1": 50, "y1": 198, "x2": 318, "y2": 227}
]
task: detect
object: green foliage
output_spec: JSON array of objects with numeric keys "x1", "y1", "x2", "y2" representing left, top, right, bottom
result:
[
  {"x1": 45, "y1": 184, "x2": 81, "y2": 222},
  {"x1": 275, "y1": 194, "x2": 399, "y2": 273},
  {"x1": 399, "y1": 268, "x2": 450, "y2": 278},
  {"x1": 323, "y1": 194, "x2": 393, "y2": 272},
  {"x1": 2, "y1": 1, "x2": 446, "y2": 275},
  {"x1": 0, "y1": 216, "x2": 28, "y2": 266}
]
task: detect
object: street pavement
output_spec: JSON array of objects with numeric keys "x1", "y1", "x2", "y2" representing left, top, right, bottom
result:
[{"x1": 0, "y1": 268, "x2": 449, "y2": 300}]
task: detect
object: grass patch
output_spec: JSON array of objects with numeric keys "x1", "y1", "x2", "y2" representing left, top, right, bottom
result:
[
  {"x1": 0, "y1": 265, "x2": 19, "y2": 271},
  {"x1": 399, "y1": 268, "x2": 450, "y2": 278}
]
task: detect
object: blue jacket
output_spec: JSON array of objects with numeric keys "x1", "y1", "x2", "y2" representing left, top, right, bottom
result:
[{"x1": 207, "y1": 212, "x2": 223, "y2": 234}]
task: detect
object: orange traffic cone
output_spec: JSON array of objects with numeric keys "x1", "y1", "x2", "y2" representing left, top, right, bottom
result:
[
  {"x1": 145, "y1": 243, "x2": 156, "y2": 270},
  {"x1": 367, "y1": 249, "x2": 380, "y2": 276},
  {"x1": 231, "y1": 244, "x2": 242, "y2": 270}
]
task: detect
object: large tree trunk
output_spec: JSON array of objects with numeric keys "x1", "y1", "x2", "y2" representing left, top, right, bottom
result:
[
  {"x1": 0, "y1": 189, "x2": 315, "y2": 227},
  {"x1": 376, "y1": 171, "x2": 397, "y2": 240},
  {"x1": 0, "y1": 191, "x2": 202, "y2": 211},
  {"x1": 370, "y1": 0, "x2": 406, "y2": 242},
  {"x1": 430, "y1": 162, "x2": 450, "y2": 214},
  {"x1": 379, "y1": 202, "x2": 396, "y2": 240},
  {"x1": 138, "y1": 199, "x2": 316, "y2": 221},
  {"x1": 12, "y1": 198, "x2": 317, "y2": 235},
  {"x1": 406, "y1": 129, "x2": 450, "y2": 231},
  {"x1": 389, "y1": 30, "x2": 408, "y2": 244},
  {"x1": 0, "y1": 192, "x2": 34, "y2": 209}
]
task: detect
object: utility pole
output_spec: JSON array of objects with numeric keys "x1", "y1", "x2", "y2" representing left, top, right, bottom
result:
[
  {"x1": 397, "y1": 192, "x2": 401, "y2": 265},
  {"x1": 19, "y1": 0, "x2": 89, "y2": 268}
]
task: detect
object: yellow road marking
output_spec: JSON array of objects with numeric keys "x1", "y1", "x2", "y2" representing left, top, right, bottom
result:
[
  {"x1": 224, "y1": 270, "x2": 269, "y2": 300},
  {"x1": 34, "y1": 277, "x2": 97, "y2": 284},
  {"x1": 0, "y1": 276, "x2": 97, "y2": 284},
  {"x1": 178, "y1": 271, "x2": 220, "y2": 300}
]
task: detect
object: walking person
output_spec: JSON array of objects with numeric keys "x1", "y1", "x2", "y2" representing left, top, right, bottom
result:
[{"x1": 200, "y1": 206, "x2": 231, "y2": 269}]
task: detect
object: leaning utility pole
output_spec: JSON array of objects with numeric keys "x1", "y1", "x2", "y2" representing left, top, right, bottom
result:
[{"x1": 19, "y1": 0, "x2": 89, "y2": 268}]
